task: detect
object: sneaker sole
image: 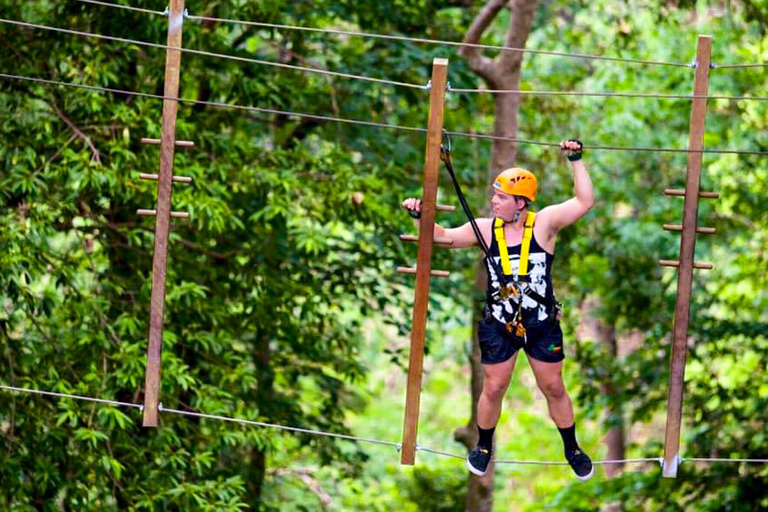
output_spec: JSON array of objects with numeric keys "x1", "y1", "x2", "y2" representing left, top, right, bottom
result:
[
  {"x1": 575, "y1": 465, "x2": 594, "y2": 482},
  {"x1": 466, "y1": 457, "x2": 488, "y2": 476}
]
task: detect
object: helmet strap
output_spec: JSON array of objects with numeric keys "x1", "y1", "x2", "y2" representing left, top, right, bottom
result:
[{"x1": 510, "y1": 197, "x2": 529, "y2": 224}]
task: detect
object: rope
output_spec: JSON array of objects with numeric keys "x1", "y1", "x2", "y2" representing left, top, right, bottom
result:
[
  {"x1": 714, "y1": 63, "x2": 768, "y2": 70},
  {"x1": 0, "y1": 18, "x2": 426, "y2": 90},
  {"x1": 160, "y1": 407, "x2": 401, "y2": 448},
  {"x1": 3, "y1": 72, "x2": 768, "y2": 156},
  {"x1": 444, "y1": 130, "x2": 768, "y2": 156},
  {"x1": 0, "y1": 73, "x2": 426, "y2": 133},
  {"x1": 683, "y1": 457, "x2": 768, "y2": 463},
  {"x1": 449, "y1": 88, "x2": 768, "y2": 102},
  {"x1": 74, "y1": 0, "x2": 164, "y2": 16},
  {"x1": 0, "y1": 384, "x2": 143, "y2": 410},
  {"x1": 72, "y1": 1, "x2": 768, "y2": 73},
  {"x1": 418, "y1": 447, "x2": 663, "y2": 466},
  {"x1": 2, "y1": 384, "x2": 767, "y2": 466}
]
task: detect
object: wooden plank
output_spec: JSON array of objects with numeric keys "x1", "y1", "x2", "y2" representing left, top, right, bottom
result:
[
  {"x1": 143, "y1": 0, "x2": 186, "y2": 427},
  {"x1": 139, "y1": 173, "x2": 193, "y2": 184},
  {"x1": 663, "y1": 35, "x2": 712, "y2": 478},
  {"x1": 663, "y1": 224, "x2": 716, "y2": 235},
  {"x1": 400, "y1": 58, "x2": 449, "y2": 465},
  {"x1": 141, "y1": 138, "x2": 195, "y2": 147},
  {"x1": 396, "y1": 266, "x2": 450, "y2": 278},
  {"x1": 137, "y1": 209, "x2": 189, "y2": 219},
  {"x1": 664, "y1": 188, "x2": 719, "y2": 199},
  {"x1": 658, "y1": 260, "x2": 713, "y2": 270},
  {"x1": 399, "y1": 234, "x2": 454, "y2": 246}
]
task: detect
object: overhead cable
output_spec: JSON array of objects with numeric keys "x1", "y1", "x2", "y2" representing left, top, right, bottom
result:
[
  {"x1": 0, "y1": 18, "x2": 425, "y2": 90},
  {"x1": 74, "y1": 0, "x2": 688, "y2": 68},
  {"x1": 448, "y1": 88, "x2": 768, "y2": 102},
  {"x1": 0, "y1": 73, "x2": 425, "y2": 133},
  {"x1": 73, "y1": 0, "x2": 768, "y2": 71},
  {"x1": 3, "y1": 72, "x2": 768, "y2": 156},
  {"x1": 75, "y1": 0, "x2": 163, "y2": 16},
  {"x1": 714, "y1": 63, "x2": 768, "y2": 70}
]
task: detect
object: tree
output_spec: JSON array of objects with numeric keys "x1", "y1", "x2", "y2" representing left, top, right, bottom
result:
[{"x1": 450, "y1": 1, "x2": 540, "y2": 511}]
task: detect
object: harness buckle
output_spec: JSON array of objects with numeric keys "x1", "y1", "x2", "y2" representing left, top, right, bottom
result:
[{"x1": 497, "y1": 284, "x2": 519, "y2": 301}]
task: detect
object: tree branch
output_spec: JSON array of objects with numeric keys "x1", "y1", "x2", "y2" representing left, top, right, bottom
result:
[
  {"x1": 49, "y1": 101, "x2": 102, "y2": 165},
  {"x1": 270, "y1": 468, "x2": 332, "y2": 508},
  {"x1": 459, "y1": 0, "x2": 508, "y2": 83},
  {"x1": 499, "y1": 0, "x2": 539, "y2": 71}
]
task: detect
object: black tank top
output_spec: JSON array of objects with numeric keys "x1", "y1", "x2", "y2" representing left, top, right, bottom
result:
[{"x1": 484, "y1": 217, "x2": 556, "y2": 326}]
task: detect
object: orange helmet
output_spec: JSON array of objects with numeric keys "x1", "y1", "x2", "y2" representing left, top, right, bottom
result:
[{"x1": 493, "y1": 168, "x2": 537, "y2": 202}]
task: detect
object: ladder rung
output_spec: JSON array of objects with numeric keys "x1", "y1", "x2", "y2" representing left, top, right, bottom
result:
[
  {"x1": 663, "y1": 224, "x2": 716, "y2": 235},
  {"x1": 140, "y1": 138, "x2": 195, "y2": 148},
  {"x1": 139, "y1": 173, "x2": 193, "y2": 184},
  {"x1": 659, "y1": 260, "x2": 713, "y2": 270},
  {"x1": 396, "y1": 266, "x2": 450, "y2": 278},
  {"x1": 664, "y1": 189, "x2": 719, "y2": 199},
  {"x1": 399, "y1": 234, "x2": 454, "y2": 246},
  {"x1": 137, "y1": 209, "x2": 189, "y2": 219}
]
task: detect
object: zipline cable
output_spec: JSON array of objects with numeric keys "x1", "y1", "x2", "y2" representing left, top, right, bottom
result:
[
  {"x1": 448, "y1": 88, "x2": 768, "y2": 102},
  {"x1": 3, "y1": 72, "x2": 768, "y2": 156},
  {"x1": 0, "y1": 18, "x2": 426, "y2": 90},
  {"x1": 160, "y1": 406, "x2": 401, "y2": 448},
  {"x1": 74, "y1": 0, "x2": 690, "y2": 69},
  {"x1": 0, "y1": 384, "x2": 143, "y2": 410},
  {"x1": 74, "y1": 0, "x2": 163, "y2": 16},
  {"x1": 0, "y1": 73, "x2": 426, "y2": 134},
  {"x1": 4, "y1": 384, "x2": 768, "y2": 466},
  {"x1": 6, "y1": 19, "x2": 768, "y2": 102}
]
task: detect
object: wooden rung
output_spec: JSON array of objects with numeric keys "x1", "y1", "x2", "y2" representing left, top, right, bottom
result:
[
  {"x1": 664, "y1": 189, "x2": 719, "y2": 199},
  {"x1": 659, "y1": 260, "x2": 713, "y2": 270},
  {"x1": 436, "y1": 204, "x2": 456, "y2": 212},
  {"x1": 396, "y1": 266, "x2": 450, "y2": 278},
  {"x1": 399, "y1": 234, "x2": 454, "y2": 246},
  {"x1": 140, "y1": 138, "x2": 195, "y2": 148},
  {"x1": 137, "y1": 209, "x2": 189, "y2": 219},
  {"x1": 663, "y1": 224, "x2": 716, "y2": 235},
  {"x1": 139, "y1": 173, "x2": 193, "y2": 184}
]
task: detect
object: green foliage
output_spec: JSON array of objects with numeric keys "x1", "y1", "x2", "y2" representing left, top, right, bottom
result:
[{"x1": 1, "y1": 0, "x2": 767, "y2": 510}]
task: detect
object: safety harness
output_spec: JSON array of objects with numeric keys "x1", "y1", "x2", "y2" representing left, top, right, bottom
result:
[
  {"x1": 439, "y1": 133, "x2": 561, "y2": 339},
  {"x1": 493, "y1": 213, "x2": 536, "y2": 337}
]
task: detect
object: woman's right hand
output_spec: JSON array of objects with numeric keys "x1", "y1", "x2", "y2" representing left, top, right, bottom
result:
[{"x1": 401, "y1": 198, "x2": 422, "y2": 219}]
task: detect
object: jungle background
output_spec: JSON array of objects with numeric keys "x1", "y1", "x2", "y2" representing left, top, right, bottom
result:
[{"x1": 1, "y1": 0, "x2": 767, "y2": 510}]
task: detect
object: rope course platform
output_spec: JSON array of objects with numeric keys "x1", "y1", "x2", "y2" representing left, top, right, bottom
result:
[
  {"x1": 4, "y1": 2, "x2": 768, "y2": 481},
  {"x1": 3, "y1": 384, "x2": 767, "y2": 468}
]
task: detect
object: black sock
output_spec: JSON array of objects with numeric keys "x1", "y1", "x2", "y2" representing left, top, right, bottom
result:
[
  {"x1": 477, "y1": 426, "x2": 495, "y2": 451},
  {"x1": 558, "y1": 424, "x2": 579, "y2": 457}
]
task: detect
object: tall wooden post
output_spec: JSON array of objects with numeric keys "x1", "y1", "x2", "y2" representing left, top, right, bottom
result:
[
  {"x1": 662, "y1": 35, "x2": 713, "y2": 477},
  {"x1": 142, "y1": 0, "x2": 186, "y2": 427},
  {"x1": 400, "y1": 58, "x2": 449, "y2": 465}
]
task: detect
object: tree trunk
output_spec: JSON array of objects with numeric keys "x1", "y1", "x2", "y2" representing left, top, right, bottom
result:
[
  {"x1": 577, "y1": 296, "x2": 625, "y2": 477},
  {"x1": 246, "y1": 331, "x2": 274, "y2": 506},
  {"x1": 455, "y1": 1, "x2": 540, "y2": 510}
]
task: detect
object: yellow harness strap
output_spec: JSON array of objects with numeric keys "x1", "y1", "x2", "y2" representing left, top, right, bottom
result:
[
  {"x1": 493, "y1": 212, "x2": 536, "y2": 279},
  {"x1": 493, "y1": 218, "x2": 512, "y2": 276},
  {"x1": 519, "y1": 212, "x2": 536, "y2": 279}
]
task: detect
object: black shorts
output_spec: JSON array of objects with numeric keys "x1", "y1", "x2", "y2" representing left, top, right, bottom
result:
[{"x1": 477, "y1": 317, "x2": 564, "y2": 364}]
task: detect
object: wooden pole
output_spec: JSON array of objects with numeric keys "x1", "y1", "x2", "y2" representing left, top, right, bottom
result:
[
  {"x1": 662, "y1": 35, "x2": 712, "y2": 477},
  {"x1": 400, "y1": 58, "x2": 449, "y2": 465},
  {"x1": 143, "y1": 0, "x2": 186, "y2": 427}
]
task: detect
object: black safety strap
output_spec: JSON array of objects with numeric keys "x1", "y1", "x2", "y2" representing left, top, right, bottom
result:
[{"x1": 439, "y1": 133, "x2": 559, "y2": 314}]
